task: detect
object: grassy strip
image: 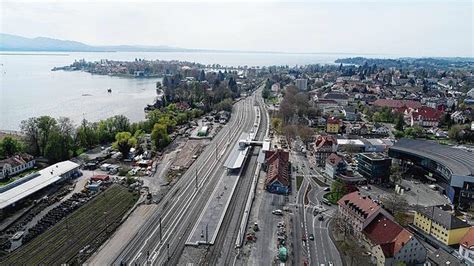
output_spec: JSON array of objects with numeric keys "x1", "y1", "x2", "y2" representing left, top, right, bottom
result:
[
  {"x1": 324, "y1": 191, "x2": 343, "y2": 204},
  {"x1": 1, "y1": 184, "x2": 138, "y2": 265},
  {"x1": 296, "y1": 175, "x2": 304, "y2": 192}
]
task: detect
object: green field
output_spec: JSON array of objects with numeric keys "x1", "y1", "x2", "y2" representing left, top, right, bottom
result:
[{"x1": 1, "y1": 184, "x2": 138, "y2": 265}]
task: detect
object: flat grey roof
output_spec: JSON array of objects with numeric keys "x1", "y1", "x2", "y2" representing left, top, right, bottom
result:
[
  {"x1": 224, "y1": 133, "x2": 250, "y2": 169},
  {"x1": 390, "y1": 138, "x2": 474, "y2": 177},
  {"x1": 0, "y1": 160, "x2": 80, "y2": 209}
]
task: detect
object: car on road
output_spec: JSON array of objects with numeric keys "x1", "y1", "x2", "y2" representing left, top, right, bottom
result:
[
  {"x1": 309, "y1": 234, "x2": 314, "y2": 241},
  {"x1": 323, "y1": 187, "x2": 330, "y2": 191},
  {"x1": 322, "y1": 198, "x2": 332, "y2": 206},
  {"x1": 272, "y1": 209, "x2": 283, "y2": 216}
]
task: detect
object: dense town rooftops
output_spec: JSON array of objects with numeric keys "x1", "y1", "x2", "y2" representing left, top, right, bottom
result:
[
  {"x1": 389, "y1": 138, "x2": 474, "y2": 177},
  {"x1": 363, "y1": 213, "x2": 413, "y2": 257},
  {"x1": 372, "y1": 99, "x2": 422, "y2": 109},
  {"x1": 418, "y1": 205, "x2": 470, "y2": 230},
  {"x1": 0, "y1": 160, "x2": 80, "y2": 210},
  {"x1": 338, "y1": 191, "x2": 380, "y2": 219}
]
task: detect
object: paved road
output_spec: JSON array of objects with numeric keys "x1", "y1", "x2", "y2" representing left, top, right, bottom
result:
[
  {"x1": 290, "y1": 148, "x2": 342, "y2": 266},
  {"x1": 113, "y1": 93, "x2": 258, "y2": 265}
]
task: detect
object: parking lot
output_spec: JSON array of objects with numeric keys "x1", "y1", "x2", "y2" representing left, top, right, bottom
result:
[{"x1": 360, "y1": 178, "x2": 451, "y2": 207}]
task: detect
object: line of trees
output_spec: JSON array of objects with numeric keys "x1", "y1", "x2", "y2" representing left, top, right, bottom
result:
[{"x1": 14, "y1": 103, "x2": 205, "y2": 163}]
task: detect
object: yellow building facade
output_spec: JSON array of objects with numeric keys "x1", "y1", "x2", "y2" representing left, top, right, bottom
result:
[
  {"x1": 326, "y1": 122, "x2": 340, "y2": 134},
  {"x1": 414, "y1": 206, "x2": 471, "y2": 246}
]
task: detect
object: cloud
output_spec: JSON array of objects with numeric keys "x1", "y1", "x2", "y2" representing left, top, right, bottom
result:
[{"x1": 1, "y1": 0, "x2": 472, "y2": 56}]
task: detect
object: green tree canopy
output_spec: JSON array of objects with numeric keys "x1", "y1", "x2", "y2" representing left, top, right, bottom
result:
[
  {"x1": 151, "y1": 123, "x2": 171, "y2": 151},
  {"x1": 113, "y1": 132, "x2": 137, "y2": 158}
]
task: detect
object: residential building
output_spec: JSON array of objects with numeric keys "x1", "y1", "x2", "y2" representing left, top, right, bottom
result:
[
  {"x1": 357, "y1": 153, "x2": 392, "y2": 184},
  {"x1": 314, "y1": 135, "x2": 338, "y2": 167},
  {"x1": 343, "y1": 106, "x2": 359, "y2": 121},
  {"x1": 264, "y1": 149, "x2": 290, "y2": 194},
  {"x1": 410, "y1": 106, "x2": 443, "y2": 127},
  {"x1": 413, "y1": 205, "x2": 470, "y2": 246},
  {"x1": 326, "y1": 116, "x2": 341, "y2": 134},
  {"x1": 324, "y1": 92, "x2": 350, "y2": 106},
  {"x1": 459, "y1": 227, "x2": 474, "y2": 265},
  {"x1": 271, "y1": 82, "x2": 281, "y2": 92},
  {"x1": 363, "y1": 213, "x2": 426, "y2": 266},
  {"x1": 427, "y1": 248, "x2": 462, "y2": 266},
  {"x1": 325, "y1": 153, "x2": 347, "y2": 179},
  {"x1": 0, "y1": 154, "x2": 35, "y2": 180},
  {"x1": 295, "y1": 78, "x2": 308, "y2": 91},
  {"x1": 337, "y1": 191, "x2": 390, "y2": 237}
]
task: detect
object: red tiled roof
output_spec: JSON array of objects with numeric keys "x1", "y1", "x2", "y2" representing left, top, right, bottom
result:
[
  {"x1": 412, "y1": 106, "x2": 443, "y2": 121},
  {"x1": 337, "y1": 191, "x2": 381, "y2": 219},
  {"x1": 373, "y1": 99, "x2": 422, "y2": 109},
  {"x1": 265, "y1": 150, "x2": 290, "y2": 187},
  {"x1": 326, "y1": 153, "x2": 343, "y2": 166},
  {"x1": 315, "y1": 135, "x2": 337, "y2": 150},
  {"x1": 0, "y1": 154, "x2": 34, "y2": 168},
  {"x1": 460, "y1": 227, "x2": 474, "y2": 250},
  {"x1": 363, "y1": 213, "x2": 413, "y2": 257},
  {"x1": 327, "y1": 116, "x2": 341, "y2": 124}
]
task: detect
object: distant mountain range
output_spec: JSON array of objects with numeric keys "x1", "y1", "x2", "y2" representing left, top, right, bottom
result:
[{"x1": 0, "y1": 33, "x2": 194, "y2": 52}]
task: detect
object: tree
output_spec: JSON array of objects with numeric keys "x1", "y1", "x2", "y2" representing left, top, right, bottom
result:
[
  {"x1": 44, "y1": 130, "x2": 70, "y2": 163},
  {"x1": 76, "y1": 119, "x2": 98, "y2": 149},
  {"x1": 198, "y1": 70, "x2": 206, "y2": 81},
  {"x1": 381, "y1": 193, "x2": 409, "y2": 216},
  {"x1": 390, "y1": 164, "x2": 403, "y2": 185},
  {"x1": 215, "y1": 98, "x2": 233, "y2": 112},
  {"x1": 262, "y1": 87, "x2": 271, "y2": 99},
  {"x1": 271, "y1": 118, "x2": 283, "y2": 133},
  {"x1": 0, "y1": 136, "x2": 22, "y2": 157},
  {"x1": 331, "y1": 179, "x2": 348, "y2": 200},
  {"x1": 37, "y1": 116, "x2": 58, "y2": 156},
  {"x1": 151, "y1": 123, "x2": 171, "y2": 151},
  {"x1": 394, "y1": 113, "x2": 405, "y2": 131},
  {"x1": 113, "y1": 132, "x2": 137, "y2": 158},
  {"x1": 20, "y1": 117, "x2": 41, "y2": 156},
  {"x1": 448, "y1": 124, "x2": 465, "y2": 142},
  {"x1": 404, "y1": 125, "x2": 423, "y2": 139},
  {"x1": 297, "y1": 125, "x2": 314, "y2": 145}
]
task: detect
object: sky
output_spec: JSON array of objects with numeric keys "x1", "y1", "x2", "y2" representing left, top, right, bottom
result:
[{"x1": 0, "y1": 0, "x2": 473, "y2": 57}]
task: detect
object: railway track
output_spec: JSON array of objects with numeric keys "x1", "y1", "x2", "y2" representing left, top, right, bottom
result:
[
  {"x1": 114, "y1": 95, "x2": 257, "y2": 265},
  {"x1": 205, "y1": 91, "x2": 267, "y2": 265}
]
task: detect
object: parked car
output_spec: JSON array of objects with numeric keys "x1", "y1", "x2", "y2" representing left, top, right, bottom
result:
[
  {"x1": 272, "y1": 209, "x2": 283, "y2": 216},
  {"x1": 323, "y1": 187, "x2": 330, "y2": 191},
  {"x1": 322, "y1": 198, "x2": 331, "y2": 206}
]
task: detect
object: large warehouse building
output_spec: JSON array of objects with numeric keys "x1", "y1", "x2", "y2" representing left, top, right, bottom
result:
[
  {"x1": 0, "y1": 160, "x2": 80, "y2": 216},
  {"x1": 389, "y1": 138, "x2": 474, "y2": 208}
]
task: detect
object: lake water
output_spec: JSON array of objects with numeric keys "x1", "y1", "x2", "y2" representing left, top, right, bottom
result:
[{"x1": 0, "y1": 51, "x2": 366, "y2": 130}]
